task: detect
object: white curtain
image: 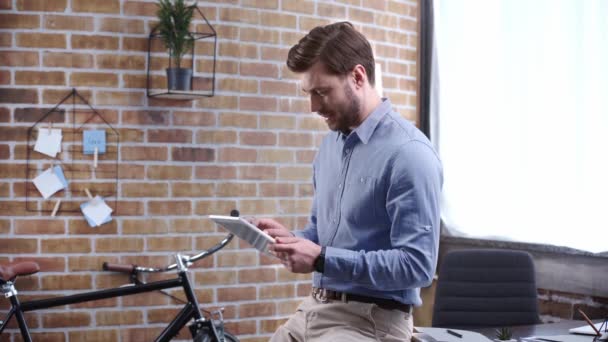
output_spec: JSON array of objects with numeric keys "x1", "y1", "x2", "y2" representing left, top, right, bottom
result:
[{"x1": 432, "y1": 0, "x2": 608, "y2": 253}]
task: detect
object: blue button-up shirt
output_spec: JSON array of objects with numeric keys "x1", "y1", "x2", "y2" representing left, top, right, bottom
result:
[{"x1": 295, "y1": 99, "x2": 443, "y2": 306}]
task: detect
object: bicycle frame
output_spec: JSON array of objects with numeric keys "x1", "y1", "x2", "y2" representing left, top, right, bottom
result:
[{"x1": 1, "y1": 269, "x2": 203, "y2": 342}]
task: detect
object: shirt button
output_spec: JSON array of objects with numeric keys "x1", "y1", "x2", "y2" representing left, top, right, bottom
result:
[{"x1": 338, "y1": 184, "x2": 342, "y2": 188}]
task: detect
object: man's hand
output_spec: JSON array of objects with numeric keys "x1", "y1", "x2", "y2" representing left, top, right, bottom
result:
[
  {"x1": 269, "y1": 236, "x2": 321, "y2": 273},
  {"x1": 250, "y1": 218, "x2": 294, "y2": 239}
]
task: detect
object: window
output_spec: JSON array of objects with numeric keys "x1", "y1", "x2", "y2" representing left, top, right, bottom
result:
[{"x1": 430, "y1": 0, "x2": 608, "y2": 253}]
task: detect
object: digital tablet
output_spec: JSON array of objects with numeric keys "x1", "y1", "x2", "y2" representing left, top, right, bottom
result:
[{"x1": 207, "y1": 215, "x2": 276, "y2": 256}]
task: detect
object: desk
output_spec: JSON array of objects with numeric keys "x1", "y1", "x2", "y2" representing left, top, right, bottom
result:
[{"x1": 470, "y1": 320, "x2": 599, "y2": 339}]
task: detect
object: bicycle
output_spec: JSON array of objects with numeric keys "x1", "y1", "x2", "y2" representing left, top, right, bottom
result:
[{"x1": 0, "y1": 231, "x2": 240, "y2": 342}]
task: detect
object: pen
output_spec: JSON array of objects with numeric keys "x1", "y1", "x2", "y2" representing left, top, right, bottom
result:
[
  {"x1": 577, "y1": 308, "x2": 601, "y2": 336},
  {"x1": 446, "y1": 329, "x2": 462, "y2": 338}
]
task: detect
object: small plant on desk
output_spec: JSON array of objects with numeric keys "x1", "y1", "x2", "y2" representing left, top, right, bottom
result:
[{"x1": 494, "y1": 327, "x2": 516, "y2": 342}]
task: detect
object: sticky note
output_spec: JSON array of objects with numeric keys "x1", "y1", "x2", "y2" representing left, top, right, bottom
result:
[
  {"x1": 53, "y1": 165, "x2": 68, "y2": 188},
  {"x1": 33, "y1": 167, "x2": 66, "y2": 199},
  {"x1": 34, "y1": 128, "x2": 62, "y2": 158},
  {"x1": 80, "y1": 196, "x2": 113, "y2": 227},
  {"x1": 83, "y1": 130, "x2": 106, "y2": 155}
]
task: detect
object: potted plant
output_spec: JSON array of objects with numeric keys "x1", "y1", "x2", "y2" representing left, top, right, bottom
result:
[
  {"x1": 494, "y1": 327, "x2": 516, "y2": 342},
  {"x1": 156, "y1": 0, "x2": 196, "y2": 91}
]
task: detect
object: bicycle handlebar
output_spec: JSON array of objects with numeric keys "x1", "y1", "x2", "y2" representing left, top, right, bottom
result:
[{"x1": 102, "y1": 233, "x2": 235, "y2": 274}]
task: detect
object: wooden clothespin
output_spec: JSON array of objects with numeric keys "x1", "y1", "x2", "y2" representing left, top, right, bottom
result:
[
  {"x1": 47, "y1": 121, "x2": 52, "y2": 134},
  {"x1": 93, "y1": 147, "x2": 98, "y2": 169},
  {"x1": 84, "y1": 188, "x2": 100, "y2": 204},
  {"x1": 51, "y1": 199, "x2": 61, "y2": 217}
]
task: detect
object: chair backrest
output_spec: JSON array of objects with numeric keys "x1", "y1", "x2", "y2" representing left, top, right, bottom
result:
[{"x1": 432, "y1": 248, "x2": 541, "y2": 328}]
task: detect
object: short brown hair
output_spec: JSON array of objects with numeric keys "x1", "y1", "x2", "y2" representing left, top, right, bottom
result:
[{"x1": 287, "y1": 21, "x2": 375, "y2": 86}]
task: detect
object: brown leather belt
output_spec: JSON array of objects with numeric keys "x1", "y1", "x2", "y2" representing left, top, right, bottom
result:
[{"x1": 311, "y1": 287, "x2": 412, "y2": 314}]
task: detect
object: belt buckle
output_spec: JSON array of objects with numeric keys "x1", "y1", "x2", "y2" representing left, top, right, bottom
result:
[{"x1": 313, "y1": 288, "x2": 329, "y2": 303}]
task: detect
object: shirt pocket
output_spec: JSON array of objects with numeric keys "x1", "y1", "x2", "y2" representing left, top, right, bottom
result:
[{"x1": 342, "y1": 176, "x2": 377, "y2": 224}]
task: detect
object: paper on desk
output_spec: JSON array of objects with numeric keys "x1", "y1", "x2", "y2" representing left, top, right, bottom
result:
[
  {"x1": 80, "y1": 196, "x2": 112, "y2": 227},
  {"x1": 33, "y1": 166, "x2": 67, "y2": 199},
  {"x1": 522, "y1": 334, "x2": 595, "y2": 342},
  {"x1": 34, "y1": 128, "x2": 62, "y2": 158}
]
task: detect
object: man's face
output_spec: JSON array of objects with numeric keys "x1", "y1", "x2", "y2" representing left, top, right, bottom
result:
[{"x1": 300, "y1": 62, "x2": 362, "y2": 134}]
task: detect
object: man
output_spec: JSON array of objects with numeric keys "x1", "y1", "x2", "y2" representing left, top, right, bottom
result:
[{"x1": 254, "y1": 22, "x2": 443, "y2": 342}]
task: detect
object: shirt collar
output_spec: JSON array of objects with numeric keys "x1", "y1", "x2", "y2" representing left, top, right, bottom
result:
[{"x1": 337, "y1": 98, "x2": 391, "y2": 144}]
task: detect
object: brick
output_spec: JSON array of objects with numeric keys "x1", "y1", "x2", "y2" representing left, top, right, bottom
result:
[
  {"x1": 216, "y1": 182, "x2": 257, "y2": 197},
  {"x1": 43, "y1": 51, "x2": 93, "y2": 68},
  {"x1": 219, "y1": 77, "x2": 258, "y2": 93},
  {"x1": 122, "y1": 218, "x2": 168, "y2": 235},
  {"x1": 224, "y1": 320, "x2": 257, "y2": 336},
  {"x1": 195, "y1": 270, "x2": 237, "y2": 286},
  {"x1": 0, "y1": 238, "x2": 37, "y2": 253},
  {"x1": 147, "y1": 129, "x2": 192, "y2": 143},
  {"x1": 0, "y1": 0, "x2": 9, "y2": 8},
  {"x1": 279, "y1": 166, "x2": 312, "y2": 181},
  {"x1": 240, "y1": 166, "x2": 277, "y2": 180},
  {"x1": 260, "y1": 115, "x2": 296, "y2": 130},
  {"x1": 171, "y1": 217, "x2": 215, "y2": 233},
  {"x1": 215, "y1": 59, "x2": 239, "y2": 74},
  {"x1": 146, "y1": 236, "x2": 191, "y2": 252},
  {"x1": 240, "y1": 131, "x2": 276, "y2": 146},
  {"x1": 261, "y1": 80, "x2": 298, "y2": 96},
  {"x1": 97, "y1": 90, "x2": 145, "y2": 106},
  {"x1": 260, "y1": 183, "x2": 295, "y2": 197},
  {"x1": 317, "y1": 3, "x2": 346, "y2": 19},
  {"x1": 239, "y1": 268, "x2": 276, "y2": 283},
  {"x1": 72, "y1": 0, "x2": 119, "y2": 13},
  {"x1": 41, "y1": 274, "x2": 92, "y2": 290},
  {"x1": 194, "y1": 200, "x2": 237, "y2": 216},
  {"x1": 261, "y1": 46, "x2": 290, "y2": 62},
  {"x1": 69, "y1": 330, "x2": 119, "y2": 341},
  {"x1": 14, "y1": 107, "x2": 63, "y2": 123},
  {"x1": 0, "y1": 107, "x2": 8, "y2": 122},
  {"x1": 220, "y1": 7, "x2": 259, "y2": 24},
  {"x1": 280, "y1": 98, "x2": 310, "y2": 113},
  {"x1": 349, "y1": 7, "x2": 374, "y2": 22},
  {"x1": 239, "y1": 199, "x2": 277, "y2": 214},
  {"x1": 282, "y1": 0, "x2": 315, "y2": 14},
  {"x1": 123, "y1": 1, "x2": 158, "y2": 16},
  {"x1": 69, "y1": 72, "x2": 118, "y2": 87},
  {"x1": 279, "y1": 132, "x2": 313, "y2": 147},
  {"x1": 240, "y1": 27, "x2": 280, "y2": 44},
  {"x1": 15, "y1": 219, "x2": 65, "y2": 234},
  {"x1": 400, "y1": 17, "x2": 418, "y2": 31},
  {"x1": 0, "y1": 34, "x2": 8, "y2": 48},
  {"x1": 15, "y1": 71, "x2": 65, "y2": 86},
  {"x1": 217, "y1": 286, "x2": 256, "y2": 302},
  {"x1": 0, "y1": 162, "x2": 26, "y2": 177},
  {"x1": 219, "y1": 112, "x2": 257, "y2": 129},
  {"x1": 240, "y1": 62, "x2": 279, "y2": 78},
  {"x1": 71, "y1": 34, "x2": 119, "y2": 50},
  {"x1": 42, "y1": 238, "x2": 91, "y2": 253},
  {"x1": 44, "y1": 14, "x2": 93, "y2": 31},
  {"x1": 193, "y1": 95, "x2": 238, "y2": 110},
  {"x1": 42, "y1": 311, "x2": 91, "y2": 328},
  {"x1": 0, "y1": 144, "x2": 9, "y2": 159},
  {"x1": 121, "y1": 146, "x2": 168, "y2": 162},
  {"x1": 174, "y1": 111, "x2": 215, "y2": 126},
  {"x1": 97, "y1": 54, "x2": 145, "y2": 69},
  {"x1": 219, "y1": 147, "x2": 257, "y2": 162},
  {"x1": 0, "y1": 183, "x2": 8, "y2": 197},
  {"x1": 68, "y1": 255, "x2": 117, "y2": 271},
  {"x1": 123, "y1": 110, "x2": 170, "y2": 125},
  {"x1": 100, "y1": 17, "x2": 144, "y2": 34},
  {"x1": 16, "y1": 32, "x2": 65, "y2": 48},
  {"x1": 122, "y1": 182, "x2": 168, "y2": 197},
  {"x1": 240, "y1": 96, "x2": 277, "y2": 112},
  {"x1": 123, "y1": 36, "x2": 148, "y2": 52},
  {"x1": 112, "y1": 200, "x2": 145, "y2": 216},
  {"x1": 148, "y1": 200, "x2": 192, "y2": 216},
  {"x1": 147, "y1": 165, "x2": 192, "y2": 180},
  {"x1": 296, "y1": 150, "x2": 316, "y2": 164},
  {"x1": 240, "y1": 302, "x2": 276, "y2": 318},
  {"x1": 0, "y1": 13, "x2": 39, "y2": 29},
  {"x1": 0, "y1": 88, "x2": 38, "y2": 104},
  {"x1": 17, "y1": 0, "x2": 67, "y2": 11},
  {"x1": 241, "y1": 0, "x2": 277, "y2": 8},
  {"x1": 95, "y1": 237, "x2": 144, "y2": 252},
  {"x1": 299, "y1": 17, "x2": 332, "y2": 32},
  {"x1": 96, "y1": 310, "x2": 143, "y2": 326},
  {"x1": 195, "y1": 165, "x2": 237, "y2": 180},
  {"x1": 219, "y1": 41, "x2": 258, "y2": 59},
  {"x1": 280, "y1": 199, "x2": 312, "y2": 214},
  {"x1": 171, "y1": 147, "x2": 215, "y2": 162},
  {"x1": 171, "y1": 182, "x2": 214, "y2": 197}
]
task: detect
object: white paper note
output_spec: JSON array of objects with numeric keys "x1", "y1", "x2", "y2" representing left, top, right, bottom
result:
[
  {"x1": 34, "y1": 128, "x2": 62, "y2": 158},
  {"x1": 33, "y1": 167, "x2": 65, "y2": 199},
  {"x1": 81, "y1": 196, "x2": 113, "y2": 227}
]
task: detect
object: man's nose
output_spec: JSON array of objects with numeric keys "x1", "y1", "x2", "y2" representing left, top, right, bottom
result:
[{"x1": 310, "y1": 95, "x2": 320, "y2": 113}]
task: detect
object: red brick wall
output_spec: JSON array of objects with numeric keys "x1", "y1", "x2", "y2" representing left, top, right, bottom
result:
[{"x1": 0, "y1": 1, "x2": 419, "y2": 340}]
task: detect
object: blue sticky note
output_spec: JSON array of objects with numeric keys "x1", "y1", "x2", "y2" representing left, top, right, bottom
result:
[
  {"x1": 53, "y1": 165, "x2": 68, "y2": 188},
  {"x1": 80, "y1": 200, "x2": 112, "y2": 228},
  {"x1": 83, "y1": 130, "x2": 106, "y2": 155}
]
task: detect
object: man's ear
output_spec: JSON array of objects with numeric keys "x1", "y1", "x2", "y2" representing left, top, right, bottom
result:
[{"x1": 352, "y1": 64, "x2": 367, "y2": 88}]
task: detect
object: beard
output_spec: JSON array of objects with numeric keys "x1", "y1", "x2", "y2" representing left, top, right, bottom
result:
[{"x1": 319, "y1": 83, "x2": 362, "y2": 135}]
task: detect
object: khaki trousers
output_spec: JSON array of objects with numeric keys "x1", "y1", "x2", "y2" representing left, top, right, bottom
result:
[{"x1": 269, "y1": 295, "x2": 413, "y2": 342}]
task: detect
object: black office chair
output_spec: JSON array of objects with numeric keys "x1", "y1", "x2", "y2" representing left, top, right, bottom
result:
[{"x1": 432, "y1": 249, "x2": 541, "y2": 328}]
